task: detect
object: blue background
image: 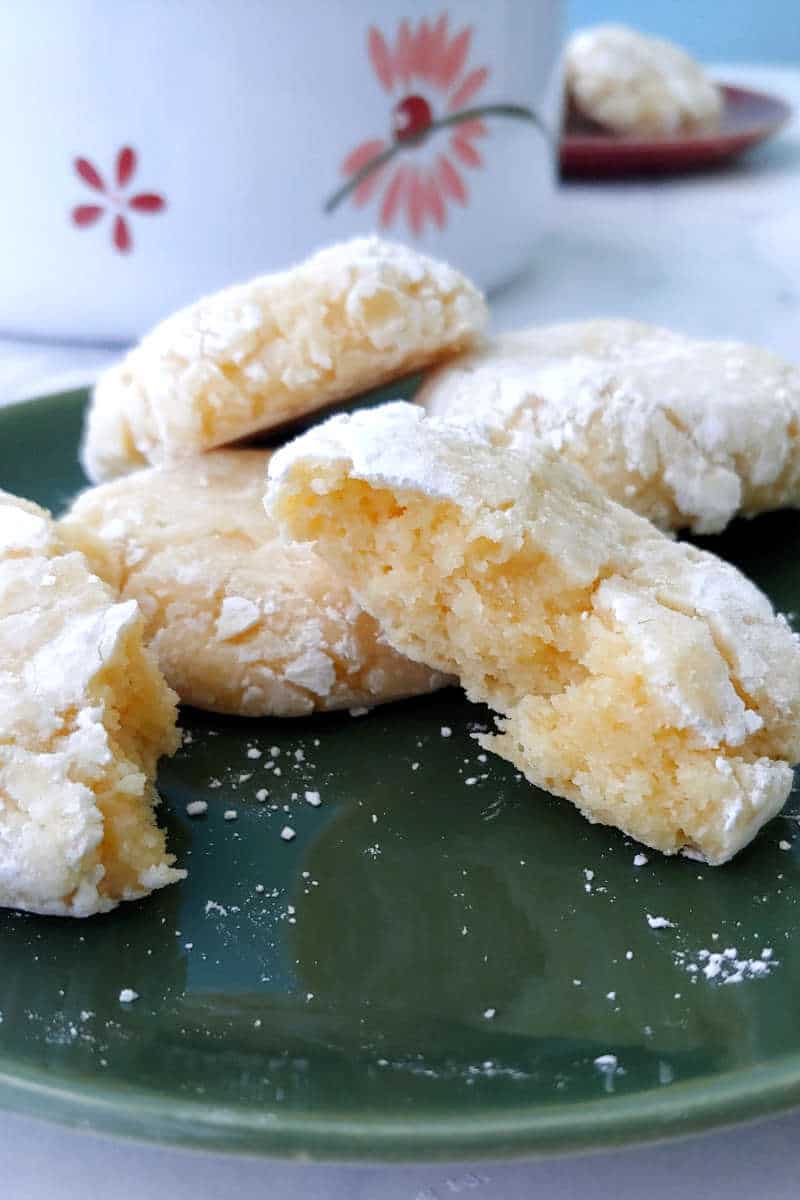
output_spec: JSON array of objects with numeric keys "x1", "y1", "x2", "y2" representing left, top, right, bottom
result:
[{"x1": 567, "y1": 1, "x2": 800, "y2": 63}]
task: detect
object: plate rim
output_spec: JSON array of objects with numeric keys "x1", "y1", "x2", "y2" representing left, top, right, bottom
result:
[
  {"x1": 3, "y1": 1046, "x2": 800, "y2": 1161},
  {"x1": 2, "y1": 388, "x2": 800, "y2": 1162}
]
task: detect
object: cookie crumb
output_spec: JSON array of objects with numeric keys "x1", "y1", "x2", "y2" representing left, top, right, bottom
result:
[{"x1": 646, "y1": 914, "x2": 674, "y2": 929}]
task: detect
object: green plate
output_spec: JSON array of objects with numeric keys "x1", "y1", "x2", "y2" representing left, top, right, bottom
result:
[{"x1": 0, "y1": 388, "x2": 799, "y2": 1162}]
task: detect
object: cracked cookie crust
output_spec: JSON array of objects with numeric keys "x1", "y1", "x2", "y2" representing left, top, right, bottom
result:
[
  {"x1": 61, "y1": 451, "x2": 447, "y2": 717},
  {"x1": 81, "y1": 236, "x2": 487, "y2": 482},
  {"x1": 420, "y1": 319, "x2": 800, "y2": 534}
]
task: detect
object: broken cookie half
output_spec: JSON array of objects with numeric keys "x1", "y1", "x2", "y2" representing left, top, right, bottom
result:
[
  {"x1": 0, "y1": 490, "x2": 183, "y2": 916},
  {"x1": 266, "y1": 402, "x2": 800, "y2": 865}
]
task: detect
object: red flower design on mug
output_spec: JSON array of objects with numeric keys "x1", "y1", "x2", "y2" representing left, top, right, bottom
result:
[
  {"x1": 325, "y1": 14, "x2": 548, "y2": 236},
  {"x1": 71, "y1": 147, "x2": 167, "y2": 254}
]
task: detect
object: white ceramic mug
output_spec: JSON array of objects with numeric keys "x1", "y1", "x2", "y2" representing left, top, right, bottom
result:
[{"x1": 2, "y1": 0, "x2": 562, "y2": 342}]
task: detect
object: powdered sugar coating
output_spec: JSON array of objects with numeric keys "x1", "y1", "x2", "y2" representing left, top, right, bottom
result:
[
  {"x1": 267, "y1": 400, "x2": 535, "y2": 513},
  {"x1": 565, "y1": 25, "x2": 722, "y2": 135},
  {"x1": 267, "y1": 402, "x2": 800, "y2": 864},
  {"x1": 419, "y1": 319, "x2": 800, "y2": 534},
  {"x1": 0, "y1": 490, "x2": 182, "y2": 917},
  {"x1": 81, "y1": 236, "x2": 487, "y2": 482},
  {"x1": 61, "y1": 450, "x2": 446, "y2": 717}
]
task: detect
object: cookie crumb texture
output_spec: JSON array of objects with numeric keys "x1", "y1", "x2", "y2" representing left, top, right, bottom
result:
[
  {"x1": 420, "y1": 320, "x2": 800, "y2": 534},
  {"x1": 60, "y1": 451, "x2": 445, "y2": 717},
  {"x1": 0, "y1": 491, "x2": 183, "y2": 917},
  {"x1": 81, "y1": 236, "x2": 487, "y2": 482},
  {"x1": 267, "y1": 403, "x2": 800, "y2": 865},
  {"x1": 565, "y1": 24, "x2": 722, "y2": 136}
]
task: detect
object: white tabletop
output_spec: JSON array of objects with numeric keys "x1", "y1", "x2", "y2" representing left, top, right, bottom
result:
[{"x1": 2, "y1": 62, "x2": 800, "y2": 1200}]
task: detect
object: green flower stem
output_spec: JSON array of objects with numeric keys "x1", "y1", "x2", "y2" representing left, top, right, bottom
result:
[
  {"x1": 434, "y1": 102, "x2": 552, "y2": 140},
  {"x1": 324, "y1": 103, "x2": 552, "y2": 214}
]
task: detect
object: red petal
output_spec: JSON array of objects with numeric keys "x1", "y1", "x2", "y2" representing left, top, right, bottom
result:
[
  {"x1": 75, "y1": 157, "x2": 105, "y2": 192},
  {"x1": 380, "y1": 166, "x2": 408, "y2": 228},
  {"x1": 113, "y1": 214, "x2": 132, "y2": 253},
  {"x1": 71, "y1": 204, "x2": 104, "y2": 227},
  {"x1": 342, "y1": 139, "x2": 386, "y2": 177},
  {"x1": 368, "y1": 26, "x2": 394, "y2": 92},
  {"x1": 395, "y1": 20, "x2": 414, "y2": 85},
  {"x1": 406, "y1": 170, "x2": 426, "y2": 236},
  {"x1": 451, "y1": 133, "x2": 482, "y2": 168},
  {"x1": 439, "y1": 28, "x2": 471, "y2": 90},
  {"x1": 448, "y1": 66, "x2": 489, "y2": 111},
  {"x1": 429, "y1": 14, "x2": 448, "y2": 76},
  {"x1": 354, "y1": 163, "x2": 387, "y2": 206},
  {"x1": 426, "y1": 175, "x2": 446, "y2": 230},
  {"x1": 413, "y1": 18, "x2": 432, "y2": 82},
  {"x1": 437, "y1": 154, "x2": 468, "y2": 205},
  {"x1": 455, "y1": 118, "x2": 488, "y2": 139},
  {"x1": 128, "y1": 192, "x2": 166, "y2": 212},
  {"x1": 116, "y1": 146, "x2": 137, "y2": 187}
]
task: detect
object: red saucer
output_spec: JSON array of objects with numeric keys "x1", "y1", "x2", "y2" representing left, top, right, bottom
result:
[{"x1": 560, "y1": 84, "x2": 792, "y2": 178}]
